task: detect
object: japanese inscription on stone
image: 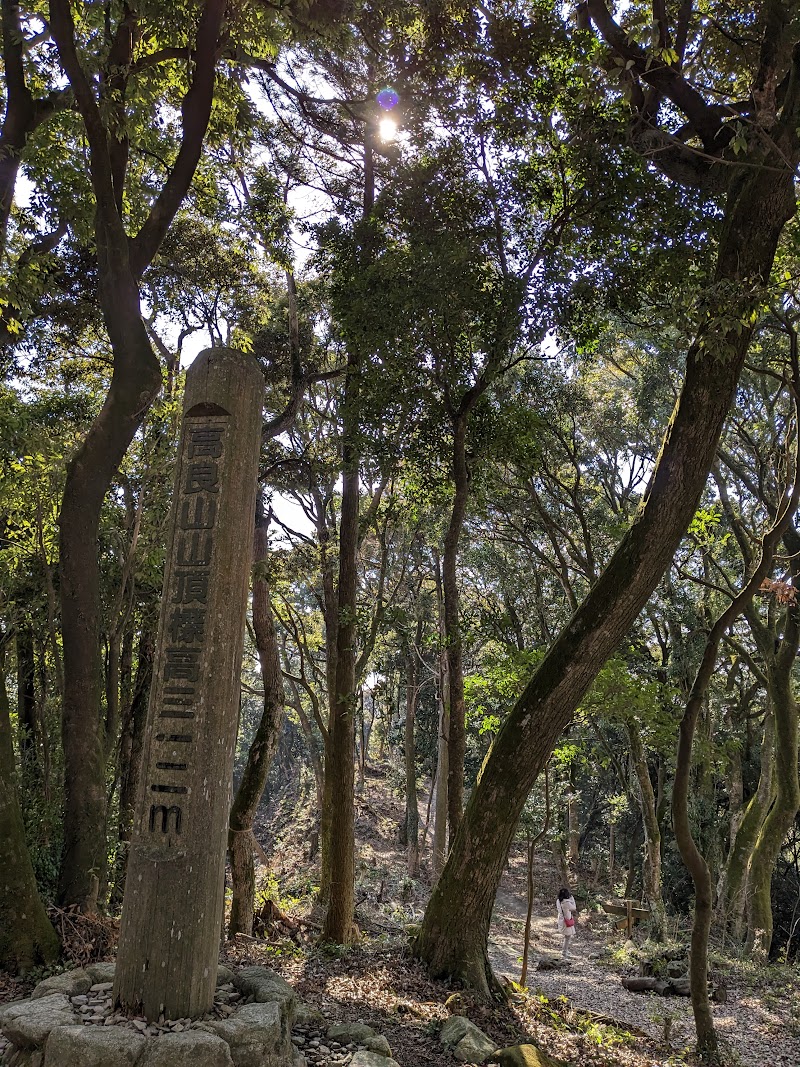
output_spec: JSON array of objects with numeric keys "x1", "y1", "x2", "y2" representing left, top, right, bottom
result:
[{"x1": 145, "y1": 421, "x2": 226, "y2": 844}]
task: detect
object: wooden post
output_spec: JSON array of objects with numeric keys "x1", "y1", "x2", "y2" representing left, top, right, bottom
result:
[
  {"x1": 609, "y1": 823, "x2": 615, "y2": 889},
  {"x1": 114, "y1": 349, "x2": 263, "y2": 1021},
  {"x1": 626, "y1": 898, "x2": 633, "y2": 938}
]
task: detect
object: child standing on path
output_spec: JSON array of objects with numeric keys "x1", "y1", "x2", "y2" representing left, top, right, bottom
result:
[{"x1": 556, "y1": 886, "x2": 577, "y2": 959}]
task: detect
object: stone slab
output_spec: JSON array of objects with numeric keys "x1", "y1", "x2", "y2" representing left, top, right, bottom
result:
[
  {"x1": 31, "y1": 971, "x2": 91, "y2": 1001},
  {"x1": 440, "y1": 1015, "x2": 497, "y2": 1063},
  {"x1": 234, "y1": 968, "x2": 295, "y2": 1010},
  {"x1": 43, "y1": 1026, "x2": 145, "y2": 1067},
  {"x1": 0, "y1": 996, "x2": 76, "y2": 1049},
  {"x1": 138, "y1": 1030, "x2": 234, "y2": 1067},
  {"x1": 202, "y1": 1001, "x2": 287, "y2": 1067},
  {"x1": 363, "y1": 1034, "x2": 392, "y2": 1057}
]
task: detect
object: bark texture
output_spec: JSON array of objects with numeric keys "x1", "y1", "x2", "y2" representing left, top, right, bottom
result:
[
  {"x1": 321, "y1": 359, "x2": 360, "y2": 944},
  {"x1": 720, "y1": 709, "x2": 775, "y2": 936},
  {"x1": 405, "y1": 632, "x2": 421, "y2": 877},
  {"x1": 110, "y1": 627, "x2": 155, "y2": 909}
]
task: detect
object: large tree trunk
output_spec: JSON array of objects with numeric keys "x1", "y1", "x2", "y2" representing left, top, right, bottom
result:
[
  {"x1": 432, "y1": 557, "x2": 449, "y2": 877},
  {"x1": 58, "y1": 321, "x2": 161, "y2": 910},
  {"x1": 321, "y1": 358, "x2": 360, "y2": 943},
  {"x1": 627, "y1": 720, "x2": 665, "y2": 940},
  {"x1": 0, "y1": 642, "x2": 60, "y2": 972},
  {"x1": 414, "y1": 160, "x2": 797, "y2": 998},
  {"x1": 317, "y1": 498, "x2": 339, "y2": 906},
  {"x1": 228, "y1": 503, "x2": 286, "y2": 937}
]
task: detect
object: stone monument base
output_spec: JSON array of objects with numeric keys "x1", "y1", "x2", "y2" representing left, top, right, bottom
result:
[{"x1": 0, "y1": 963, "x2": 301, "y2": 1067}]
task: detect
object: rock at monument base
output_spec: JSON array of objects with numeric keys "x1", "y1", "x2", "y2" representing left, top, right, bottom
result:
[
  {"x1": 217, "y1": 966, "x2": 236, "y2": 988},
  {"x1": 493, "y1": 1043, "x2": 565, "y2": 1067},
  {"x1": 349, "y1": 1054, "x2": 400, "y2": 1067},
  {"x1": 43, "y1": 1025, "x2": 145, "y2": 1067},
  {"x1": 0, "y1": 996, "x2": 76, "y2": 1048},
  {"x1": 31, "y1": 970, "x2": 92, "y2": 1001},
  {"x1": 234, "y1": 968, "x2": 295, "y2": 1022},
  {"x1": 202, "y1": 1001, "x2": 287, "y2": 1067},
  {"x1": 86, "y1": 963, "x2": 118, "y2": 985},
  {"x1": 138, "y1": 1031, "x2": 234, "y2": 1067},
  {"x1": 440, "y1": 1015, "x2": 497, "y2": 1064}
]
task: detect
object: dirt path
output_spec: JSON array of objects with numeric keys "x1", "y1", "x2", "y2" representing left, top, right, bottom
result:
[{"x1": 487, "y1": 859, "x2": 800, "y2": 1066}]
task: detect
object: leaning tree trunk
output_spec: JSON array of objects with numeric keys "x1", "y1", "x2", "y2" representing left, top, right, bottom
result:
[
  {"x1": 0, "y1": 642, "x2": 60, "y2": 972},
  {"x1": 627, "y1": 720, "x2": 666, "y2": 940},
  {"x1": 228, "y1": 502, "x2": 286, "y2": 937},
  {"x1": 414, "y1": 159, "x2": 797, "y2": 998}
]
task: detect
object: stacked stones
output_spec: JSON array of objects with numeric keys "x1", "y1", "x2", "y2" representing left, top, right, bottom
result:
[
  {"x1": 0, "y1": 963, "x2": 300, "y2": 1067},
  {"x1": 290, "y1": 1016, "x2": 397, "y2": 1067}
]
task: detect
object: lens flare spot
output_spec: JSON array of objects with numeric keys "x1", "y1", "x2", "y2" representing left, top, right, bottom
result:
[{"x1": 377, "y1": 87, "x2": 399, "y2": 111}]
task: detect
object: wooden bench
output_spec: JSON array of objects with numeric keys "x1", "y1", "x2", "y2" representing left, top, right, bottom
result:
[{"x1": 601, "y1": 899, "x2": 651, "y2": 937}]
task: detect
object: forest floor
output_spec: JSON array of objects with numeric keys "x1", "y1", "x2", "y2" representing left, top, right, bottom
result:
[
  {"x1": 247, "y1": 763, "x2": 800, "y2": 1067},
  {"x1": 2, "y1": 763, "x2": 799, "y2": 1067}
]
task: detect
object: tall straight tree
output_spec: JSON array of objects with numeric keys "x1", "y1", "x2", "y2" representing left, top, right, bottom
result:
[{"x1": 414, "y1": 0, "x2": 800, "y2": 996}]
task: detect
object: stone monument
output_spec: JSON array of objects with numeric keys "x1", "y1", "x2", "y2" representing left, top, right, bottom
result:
[{"x1": 113, "y1": 347, "x2": 264, "y2": 1021}]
